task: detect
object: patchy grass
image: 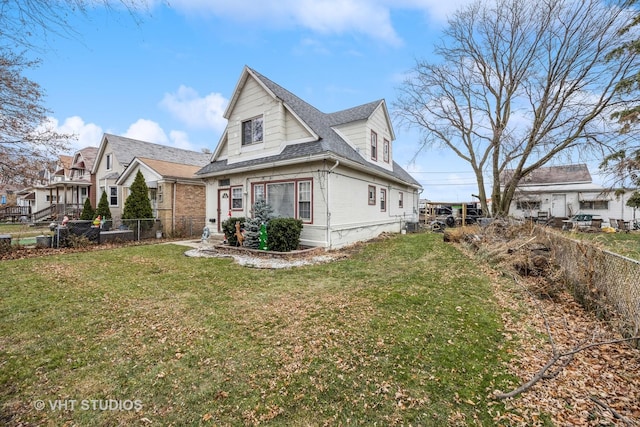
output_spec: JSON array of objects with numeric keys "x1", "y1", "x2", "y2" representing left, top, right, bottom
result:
[
  {"x1": 0, "y1": 233, "x2": 517, "y2": 426},
  {"x1": 566, "y1": 230, "x2": 640, "y2": 261}
]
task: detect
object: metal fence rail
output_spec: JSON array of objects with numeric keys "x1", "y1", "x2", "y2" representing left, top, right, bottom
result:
[
  {"x1": 172, "y1": 216, "x2": 207, "y2": 238},
  {"x1": 104, "y1": 217, "x2": 207, "y2": 239},
  {"x1": 534, "y1": 228, "x2": 640, "y2": 340}
]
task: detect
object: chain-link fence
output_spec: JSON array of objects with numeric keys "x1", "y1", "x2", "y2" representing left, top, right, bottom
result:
[
  {"x1": 108, "y1": 218, "x2": 162, "y2": 241},
  {"x1": 534, "y1": 228, "x2": 640, "y2": 342},
  {"x1": 107, "y1": 217, "x2": 208, "y2": 239},
  {"x1": 172, "y1": 216, "x2": 207, "y2": 238}
]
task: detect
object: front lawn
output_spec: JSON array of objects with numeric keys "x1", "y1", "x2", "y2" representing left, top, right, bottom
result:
[{"x1": 0, "y1": 233, "x2": 516, "y2": 425}]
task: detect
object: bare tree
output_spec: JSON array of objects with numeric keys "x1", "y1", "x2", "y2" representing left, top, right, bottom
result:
[
  {"x1": 0, "y1": 0, "x2": 148, "y2": 185},
  {"x1": 394, "y1": 0, "x2": 640, "y2": 216},
  {"x1": 0, "y1": 0, "x2": 149, "y2": 52}
]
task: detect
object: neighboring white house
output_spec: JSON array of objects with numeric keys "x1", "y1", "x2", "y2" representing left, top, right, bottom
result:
[
  {"x1": 196, "y1": 66, "x2": 422, "y2": 249},
  {"x1": 17, "y1": 151, "x2": 96, "y2": 222},
  {"x1": 502, "y1": 163, "x2": 638, "y2": 225}
]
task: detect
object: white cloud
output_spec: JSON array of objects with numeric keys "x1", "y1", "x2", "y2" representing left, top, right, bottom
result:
[
  {"x1": 123, "y1": 119, "x2": 207, "y2": 152},
  {"x1": 163, "y1": 0, "x2": 479, "y2": 45},
  {"x1": 123, "y1": 119, "x2": 169, "y2": 144},
  {"x1": 160, "y1": 85, "x2": 228, "y2": 132},
  {"x1": 169, "y1": 130, "x2": 194, "y2": 150},
  {"x1": 164, "y1": 0, "x2": 419, "y2": 46},
  {"x1": 44, "y1": 116, "x2": 103, "y2": 153},
  {"x1": 294, "y1": 0, "x2": 401, "y2": 46}
]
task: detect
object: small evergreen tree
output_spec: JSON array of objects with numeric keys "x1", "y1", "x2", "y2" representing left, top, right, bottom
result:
[
  {"x1": 122, "y1": 170, "x2": 153, "y2": 228},
  {"x1": 627, "y1": 191, "x2": 640, "y2": 223},
  {"x1": 243, "y1": 200, "x2": 274, "y2": 249},
  {"x1": 95, "y1": 190, "x2": 112, "y2": 220},
  {"x1": 79, "y1": 197, "x2": 95, "y2": 220},
  {"x1": 627, "y1": 191, "x2": 640, "y2": 210}
]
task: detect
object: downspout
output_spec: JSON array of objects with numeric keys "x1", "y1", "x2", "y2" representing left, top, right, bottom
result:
[
  {"x1": 326, "y1": 160, "x2": 339, "y2": 249},
  {"x1": 172, "y1": 180, "x2": 177, "y2": 234}
]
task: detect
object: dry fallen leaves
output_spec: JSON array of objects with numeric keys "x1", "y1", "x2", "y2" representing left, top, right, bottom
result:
[{"x1": 464, "y1": 232, "x2": 640, "y2": 427}]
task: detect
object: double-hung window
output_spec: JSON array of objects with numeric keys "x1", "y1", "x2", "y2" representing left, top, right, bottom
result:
[
  {"x1": 398, "y1": 191, "x2": 403, "y2": 208},
  {"x1": 368, "y1": 185, "x2": 376, "y2": 205},
  {"x1": 231, "y1": 186, "x2": 243, "y2": 210},
  {"x1": 109, "y1": 186, "x2": 118, "y2": 206},
  {"x1": 380, "y1": 188, "x2": 387, "y2": 212},
  {"x1": 298, "y1": 181, "x2": 311, "y2": 221},
  {"x1": 371, "y1": 131, "x2": 378, "y2": 161},
  {"x1": 242, "y1": 116, "x2": 264, "y2": 146}
]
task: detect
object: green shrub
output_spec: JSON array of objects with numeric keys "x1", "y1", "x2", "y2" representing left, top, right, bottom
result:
[
  {"x1": 244, "y1": 200, "x2": 274, "y2": 249},
  {"x1": 96, "y1": 191, "x2": 112, "y2": 220},
  {"x1": 267, "y1": 218, "x2": 303, "y2": 252},
  {"x1": 221, "y1": 217, "x2": 246, "y2": 247},
  {"x1": 122, "y1": 170, "x2": 154, "y2": 231},
  {"x1": 79, "y1": 198, "x2": 95, "y2": 220}
]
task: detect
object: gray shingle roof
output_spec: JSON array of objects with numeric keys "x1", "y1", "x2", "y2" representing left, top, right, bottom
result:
[
  {"x1": 196, "y1": 68, "x2": 420, "y2": 188},
  {"x1": 103, "y1": 134, "x2": 211, "y2": 168},
  {"x1": 501, "y1": 164, "x2": 592, "y2": 186}
]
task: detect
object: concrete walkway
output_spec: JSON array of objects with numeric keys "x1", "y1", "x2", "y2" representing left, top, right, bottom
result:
[{"x1": 165, "y1": 233, "x2": 226, "y2": 249}]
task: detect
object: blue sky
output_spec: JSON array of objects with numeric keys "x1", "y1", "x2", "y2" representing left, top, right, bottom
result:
[{"x1": 25, "y1": 0, "x2": 525, "y2": 202}]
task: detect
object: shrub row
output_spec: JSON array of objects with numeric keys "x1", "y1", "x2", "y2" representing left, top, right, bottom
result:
[{"x1": 222, "y1": 217, "x2": 303, "y2": 252}]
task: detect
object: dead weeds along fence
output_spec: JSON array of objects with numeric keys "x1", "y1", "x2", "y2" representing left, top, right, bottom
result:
[{"x1": 534, "y1": 227, "x2": 640, "y2": 342}]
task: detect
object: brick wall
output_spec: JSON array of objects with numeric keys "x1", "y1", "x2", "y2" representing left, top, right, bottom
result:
[{"x1": 157, "y1": 182, "x2": 205, "y2": 235}]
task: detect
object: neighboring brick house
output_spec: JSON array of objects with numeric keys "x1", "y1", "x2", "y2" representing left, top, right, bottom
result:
[
  {"x1": 92, "y1": 134, "x2": 211, "y2": 233},
  {"x1": 116, "y1": 157, "x2": 206, "y2": 235}
]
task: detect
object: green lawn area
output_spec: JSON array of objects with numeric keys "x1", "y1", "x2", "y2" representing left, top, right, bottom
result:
[
  {"x1": 567, "y1": 230, "x2": 640, "y2": 261},
  {"x1": 0, "y1": 233, "x2": 519, "y2": 426},
  {"x1": 0, "y1": 223, "x2": 52, "y2": 241}
]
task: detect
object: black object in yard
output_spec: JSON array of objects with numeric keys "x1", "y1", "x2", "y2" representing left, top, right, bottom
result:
[{"x1": 405, "y1": 222, "x2": 419, "y2": 233}]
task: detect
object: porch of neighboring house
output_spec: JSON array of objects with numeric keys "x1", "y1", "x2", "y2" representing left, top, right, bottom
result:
[
  {"x1": 31, "y1": 181, "x2": 92, "y2": 223},
  {"x1": 0, "y1": 205, "x2": 31, "y2": 222}
]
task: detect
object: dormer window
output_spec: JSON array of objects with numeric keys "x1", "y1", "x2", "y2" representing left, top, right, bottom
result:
[
  {"x1": 242, "y1": 116, "x2": 264, "y2": 146},
  {"x1": 371, "y1": 131, "x2": 378, "y2": 161}
]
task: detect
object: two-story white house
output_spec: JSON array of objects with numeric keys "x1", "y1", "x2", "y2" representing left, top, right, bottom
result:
[{"x1": 196, "y1": 66, "x2": 422, "y2": 249}]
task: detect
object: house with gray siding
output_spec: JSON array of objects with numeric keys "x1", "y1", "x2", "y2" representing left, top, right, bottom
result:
[
  {"x1": 196, "y1": 66, "x2": 422, "y2": 249},
  {"x1": 92, "y1": 134, "x2": 211, "y2": 227}
]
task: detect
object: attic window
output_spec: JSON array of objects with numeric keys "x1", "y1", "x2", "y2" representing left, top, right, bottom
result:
[
  {"x1": 383, "y1": 139, "x2": 389, "y2": 163},
  {"x1": 371, "y1": 131, "x2": 378, "y2": 161},
  {"x1": 242, "y1": 116, "x2": 264, "y2": 146}
]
